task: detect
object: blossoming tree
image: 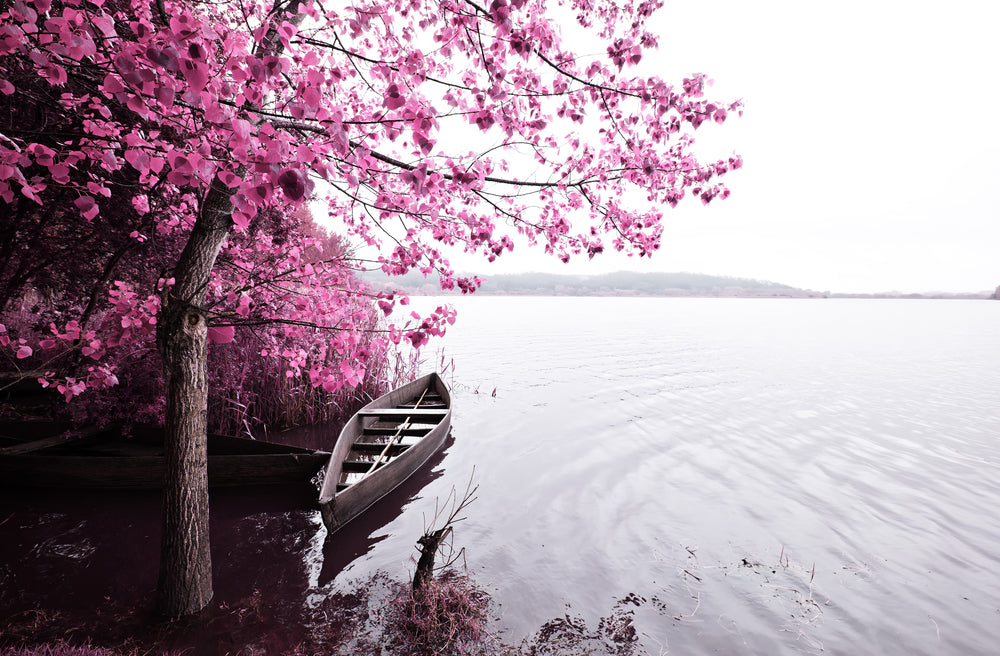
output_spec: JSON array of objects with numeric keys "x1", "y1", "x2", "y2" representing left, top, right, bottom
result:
[{"x1": 0, "y1": 0, "x2": 741, "y2": 616}]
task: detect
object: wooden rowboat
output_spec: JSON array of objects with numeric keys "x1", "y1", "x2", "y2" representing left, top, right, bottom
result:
[
  {"x1": 319, "y1": 372, "x2": 452, "y2": 532},
  {"x1": 0, "y1": 423, "x2": 329, "y2": 489}
]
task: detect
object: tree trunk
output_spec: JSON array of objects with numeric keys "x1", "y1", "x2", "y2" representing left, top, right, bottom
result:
[
  {"x1": 154, "y1": 180, "x2": 234, "y2": 618},
  {"x1": 151, "y1": 3, "x2": 299, "y2": 616},
  {"x1": 155, "y1": 302, "x2": 213, "y2": 616}
]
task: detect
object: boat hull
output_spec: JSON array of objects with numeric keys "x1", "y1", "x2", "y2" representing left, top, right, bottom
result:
[
  {"x1": 318, "y1": 372, "x2": 451, "y2": 532},
  {"x1": 0, "y1": 426, "x2": 329, "y2": 489}
]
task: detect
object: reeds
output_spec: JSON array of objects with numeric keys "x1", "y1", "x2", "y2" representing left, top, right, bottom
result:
[{"x1": 0, "y1": 289, "x2": 421, "y2": 436}]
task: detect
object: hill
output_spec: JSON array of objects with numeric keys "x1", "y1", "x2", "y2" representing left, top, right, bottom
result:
[{"x1": 360, "y1": 270, "x2": 827, "y2": 297}]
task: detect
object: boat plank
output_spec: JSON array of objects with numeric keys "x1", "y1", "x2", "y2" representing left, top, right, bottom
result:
[
  {"x1": 362, "y1": 427, "x2": 428, "y2": 437},
  {"x1": 342, "y1": 459, "x2": 389, "y2": 473},
  {"x1": 351, "y1": 442, "x2": 411, "y2": 455},
  {"x1": 357, "y1": 408, "x2": 447, "y2": 418},
  {"x1": 0, "y1": 424, "x2": 112, "y2": 456}
]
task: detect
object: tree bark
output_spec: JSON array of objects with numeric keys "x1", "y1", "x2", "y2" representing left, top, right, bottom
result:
[
  {"x1": 155, "y1": 180, "x2": 234, "y2": 618},
  {"x1": 155, "y1": 301, "x2": 213, "y2": 616}
]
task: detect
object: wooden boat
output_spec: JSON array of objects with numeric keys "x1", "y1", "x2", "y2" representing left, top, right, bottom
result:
[
  {"x1": 319, "y1": 372, "x2": 451, "y2": 532},
  {"x1": 0, "y1": 423, "x2": 329, "y2": 489}
]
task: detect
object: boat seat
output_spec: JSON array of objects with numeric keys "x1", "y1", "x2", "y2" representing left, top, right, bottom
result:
[
  {"x1": 358, "y1": 408, "x2": 448, "y2": 418},
  {"x1": 350, "y1": 442, "x2": 411, "y2": 455},
  {"x1": 362, "y1": 426, "x2": 428, "y2": 437},
  {"x1": 341, "y1": 459, "x2": 390, "y2": 473}
]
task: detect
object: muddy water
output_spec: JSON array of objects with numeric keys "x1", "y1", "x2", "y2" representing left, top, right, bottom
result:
[{"x1": 3, "y1": 297, "x2": 1000, "y2": 655}]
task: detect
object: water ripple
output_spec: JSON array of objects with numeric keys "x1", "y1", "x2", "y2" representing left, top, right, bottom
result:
[{"x1": 369, "y1": 297, "x2": 1000, "y2": 654}]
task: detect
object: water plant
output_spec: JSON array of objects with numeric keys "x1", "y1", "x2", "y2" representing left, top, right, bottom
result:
[{"x1": 386, "y1": 571, "x2": 494, "y2": 656}]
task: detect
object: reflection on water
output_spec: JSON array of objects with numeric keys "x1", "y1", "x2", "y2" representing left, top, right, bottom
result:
[
  {"x1": 0, "y1": 436, "x2": 448, "y2": 654},
  {"x1": 3, "y1": 298, "x2": 1000, "y2": 655}
]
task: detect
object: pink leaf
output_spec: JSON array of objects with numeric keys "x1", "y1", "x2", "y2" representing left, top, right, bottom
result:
[
  {"x1": 232, "y1": 210, "x2": 251, "y2": 231},
  {"x1": 339, "y1": 361, "x2": 364, "y2": 387},
  {"x1": 415, "y1": 133, "x2": 435, "y2": 155},
  {"x1": 131, "y1": 194, "x2": 150, "y2": 215},
  {"x1": 74, "y1": 195, "x2": 99, "y2": 220},
  {"x1": 16, "y1": 345, "x2": 32, "y2": 359},
  {"x1": 207, "y1": 325, "x2": 235, "y2": 344},
  {"x1": 41, "y1": 64, "x2": 68, "y2": 86},
  {"x1": 169, "y1": 14, "x2": 198, "y2": 40},
  {"x1": 218, "y1": 170, "x2": 241, "y2": 188},
  {"x1": 155, "y1": 85, "x2": 176, "y2": 108},
  {"x1": 87, "y1": 181, "x2": 111, "y2": 197},
  {"x1": 384, "y1": 84, "x2": 406, "y2": 110},
  {"x1": 277, "y1": 167, "x2": 309, "y2": 201},
  {"x1": 48, "y1": 162, "x2": 70, "y2": 184},
  {"x1": 92, "y1": 14, "x2": 116, "y2": 38},
  {"x1": 180, "y1": 59, "x2": 209, "y2": 91},
  {"x1": 102, "y1": 74, "x2": 125, "y2": 94},
  {"x1": 278, "y1": 21, "x2": 298, "y2": 45}
]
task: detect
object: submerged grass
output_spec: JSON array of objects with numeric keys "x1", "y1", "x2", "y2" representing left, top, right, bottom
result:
[
  {"x1": 0, "y1": 644, "x2": 115, "y2": 656},
  {"x1": 1, "y1": 571, "x2": 499, "y2": 656}
]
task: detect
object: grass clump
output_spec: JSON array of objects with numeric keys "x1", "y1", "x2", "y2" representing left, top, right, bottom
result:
[{"x1": 386, "y1": 571, "x2": 492, "y2": 656}]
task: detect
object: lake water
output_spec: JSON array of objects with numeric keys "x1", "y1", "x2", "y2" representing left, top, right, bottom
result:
[
  {"x1": 357, "y1": 296, "x2": 1000, "y2": 655},
  {"x1": 2, "y1": 296, "x2": 999, "y2": 655}
]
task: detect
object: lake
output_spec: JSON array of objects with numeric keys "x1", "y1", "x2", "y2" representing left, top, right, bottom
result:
[
  {"x1": 367, "y1": 296, "x2": 1000, "y2": 655},
  {"x1": 2, "y1": 296, "x2": 999, "y2": 655}
]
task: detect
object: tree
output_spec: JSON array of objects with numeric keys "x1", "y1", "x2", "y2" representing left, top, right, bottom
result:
[{"x1": 0, "y1": 0, "x2": 741, "y2": 616}]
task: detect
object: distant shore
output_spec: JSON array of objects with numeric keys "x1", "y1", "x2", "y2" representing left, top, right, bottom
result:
[{"x1": 361, "y1": 271, "x2": 993, "y2": 300}]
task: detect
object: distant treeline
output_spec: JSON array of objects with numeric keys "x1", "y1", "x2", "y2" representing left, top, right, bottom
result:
[{"x1": 361, "y1": 270, "x2": 827, "y2": 297}]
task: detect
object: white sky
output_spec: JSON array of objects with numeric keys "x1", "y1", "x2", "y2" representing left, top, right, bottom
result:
[{"x1": 451, "y1": 0, "x2": 1000, "y2": 293}]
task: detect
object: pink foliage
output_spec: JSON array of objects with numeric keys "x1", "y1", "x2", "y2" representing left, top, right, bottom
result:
[{"x1": 0, "y1": 0, "x2": 740, "y2": 413}]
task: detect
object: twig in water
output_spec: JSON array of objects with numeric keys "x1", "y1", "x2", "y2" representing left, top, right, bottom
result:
[{"x1": 413, "y1": 468, "x2": 479, "y2": 592}]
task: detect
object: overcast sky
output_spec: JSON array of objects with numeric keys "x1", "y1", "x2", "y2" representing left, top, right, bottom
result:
[{"x1": 457, "y1": 0, "x2": 1000, "y2": 293}]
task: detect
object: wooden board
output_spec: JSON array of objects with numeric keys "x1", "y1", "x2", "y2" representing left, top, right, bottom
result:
[{"x1": 357, "y1": 408, "x2": 449, "y2": 418}]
